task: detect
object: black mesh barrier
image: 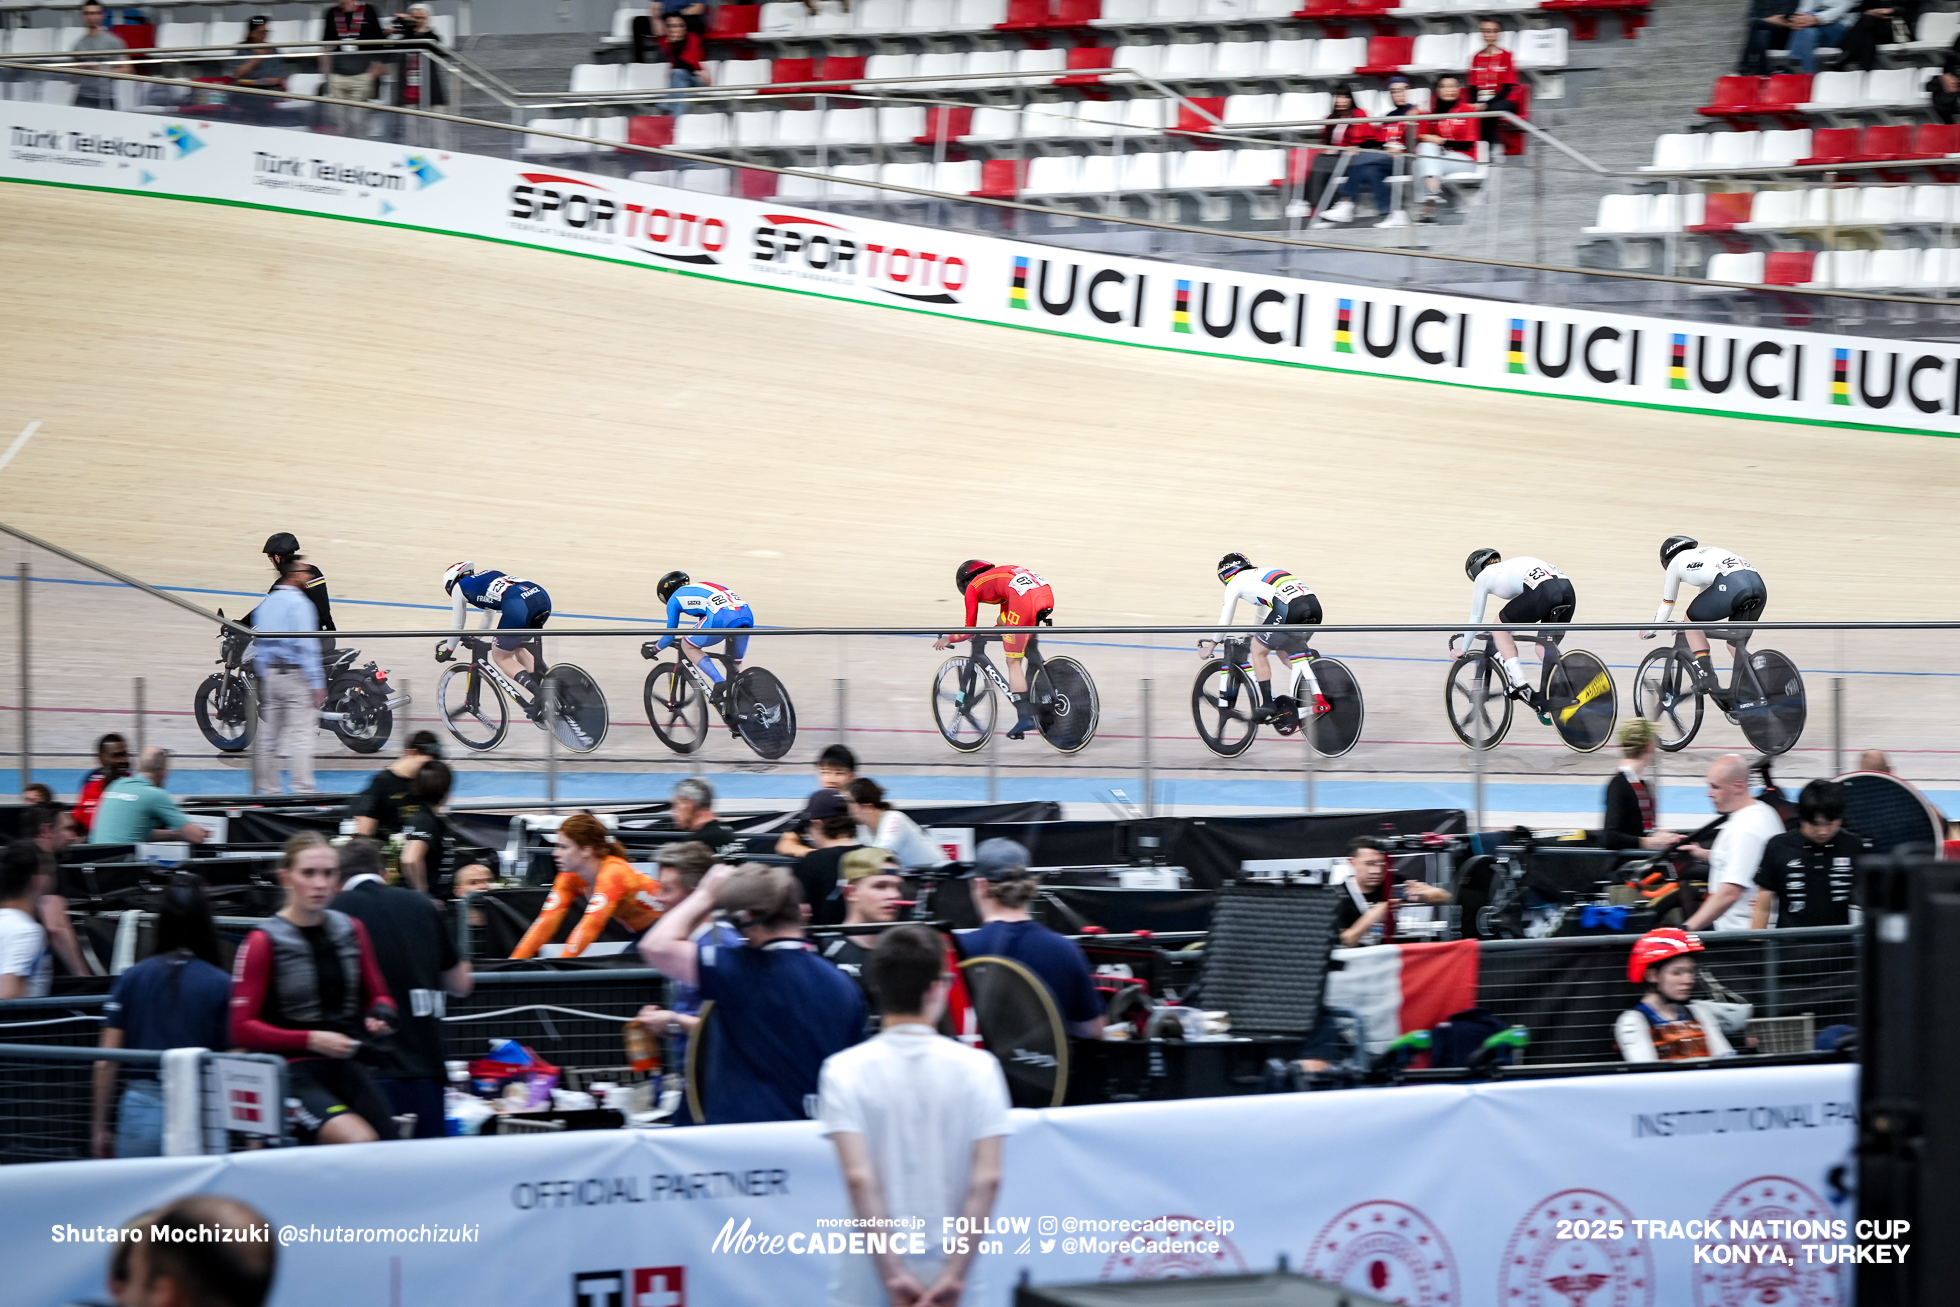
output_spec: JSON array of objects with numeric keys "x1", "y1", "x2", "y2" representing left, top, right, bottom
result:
[
  {"x1": 1192, "y1": 882, "x2": 1340, "y2": 1037},
  {"x1": 440, "y1": 969, "x2": 666, "y2": 1071}
]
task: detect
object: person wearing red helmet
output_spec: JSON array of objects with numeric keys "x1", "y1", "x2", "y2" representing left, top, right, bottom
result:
[
  {"x1": 936, "y1": 561, "x2": 1055, "y2": 740},
  {"x1": 1612, "y1": 929, "x2": 1736, "y2": 1062}
]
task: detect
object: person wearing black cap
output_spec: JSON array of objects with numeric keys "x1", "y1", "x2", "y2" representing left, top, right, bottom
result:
[
  {"x1": 247, "y1": 532, "x2": 335, "y2": 650},
  {"x1": 959, "y1": 839, "x2": 1103, "y2": 1039}
]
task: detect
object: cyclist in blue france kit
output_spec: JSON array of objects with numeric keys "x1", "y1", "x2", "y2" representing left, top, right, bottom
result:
[
  {"x1": 646, "y1": 571, "x2": 754, "y2": 708},
  {"x1": 442, "y1": 562, "x2": 552, "y2": 711}
]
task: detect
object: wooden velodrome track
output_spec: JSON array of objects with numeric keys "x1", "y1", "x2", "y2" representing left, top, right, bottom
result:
[{"x1": 3, "y1": 181, "x2": 1959, "y2": 815}]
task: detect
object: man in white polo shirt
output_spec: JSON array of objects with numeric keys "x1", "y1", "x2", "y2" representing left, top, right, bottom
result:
[
  {"x1": 819, "y1": 923, "x2": 1011, "y2": 1307},
  {"x1": 0, "y1": 842, "x2": 53, "y2": 999},
  {"x1": 1684, "y1": 754, "x2": 1787, "y2": 932}
]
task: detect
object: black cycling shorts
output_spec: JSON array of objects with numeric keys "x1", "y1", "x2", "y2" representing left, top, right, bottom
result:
[
  {"x1": 1685, "y1": 569, "x2": 1767, "y2": 625},
  {"x1": 1499, "y1": 577, "x2": 1576, "y2": 627},
  {"x1": 1259, "y1": 595, "x2": 1324, "y2": 655},
  {"x1": 286, "y1": 1057, "x2": 397, "y2": 1144}
]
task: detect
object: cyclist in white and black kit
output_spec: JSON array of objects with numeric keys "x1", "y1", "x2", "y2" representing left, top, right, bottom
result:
[
  {"x1": 1463, "y1": 548, "x2": 1576, "y2": 718},
  {"x1": 1642, "y1": 536, "x2": 1767, "y2": 708},
  {"x1": 1206, "y1": 553, "x2": 1328, "y2": 719}
]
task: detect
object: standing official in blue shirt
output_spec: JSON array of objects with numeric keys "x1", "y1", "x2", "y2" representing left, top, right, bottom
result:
[{"x1": 251, "y1": 568, "x2": 325, "y2": 794}]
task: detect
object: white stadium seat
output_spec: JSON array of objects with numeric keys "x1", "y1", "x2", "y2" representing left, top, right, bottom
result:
[
  {"x1": 968, "y1": 107, "x2": 1021, "y2": 141},
  {"x1": 1645, "y1": 133, "x2": 1708, "y2": 171},
  {"x1": 1095, "y1": 0, "x2": 1153, "y2": 24},
  {"x1": 879, "y1": 105, "x2": 929, "y2": 142},
  {"x1": 1120, "y1": 151, "x2": 1166, "y2": 191},
  {"x1": 1227, "y1": 148, "x2": 1285, "y2": 187},
  {"x1": 1805, "y1": 249, "x2": 1870, "y2": 289},
  {"x1": 1073, "y1": 155, "x2": 1119, "y2": 195},
  {"x1": 1024, "y1": 155, "x2": 1079, "y2": 194},
  {"x1": 953, "y1": 0, "x2": 1007, "y2": 26},
  {"x1": 1910, "y1": 184, "x2": 1959, "y2": 225},
  {"x1": 1012, "y1": 47, "x2": 1066, "y2": 78},
  {"x1": 809, "y1": 5, "x2": 857, "y2": 35},
  {"x1": 1584, "y1": 193, "x2": 1648, "y2": 235},
  {"x1": 774, "y1": 110, "x2": 825, "y2": 147},
  {"x1": 1862, "y1": 68, "x2": 1921, "y2": 109},
  {"x1": 933, "y1": 159, "x2": 982, "y2": 193},
  {"x1": 823, "y1": 107, "x2": 876, "y2": 144},
  {"x1": 8, "y1": 27, "x2": 56, "y2": 53},
  {"x1": 603, "y1": 6, "x2": 636, "y2": 45},
  {"x1": 1705, "y1": 252, "x2": 1766, "y2": 284},
  {"x1": 1804, "y1": 186, "x2": 1860, "y2": 225},
  {"x1": 864, "y1": 53, "x2": 918, "y2": 83},
  {"x1": 776, "y1": 171, "x2": 827, "y2": 201},
  {"x1": 570, "y1": 63, "x2": 622, "y2": 94},
  {"x1": 1225, "y1": 93, "x2": 1278, "y2": 126},
  {"x1": 1172, "y1": 149, "x2": 1231, "y2": 189},
  {"x1": 735, "y1": 111, "x2": 781, "y2": 148},
  {"x1": 1276, "y1": 91, "x2": 1331, "y2": 122},
  {"x1": 623, "y1": 63, "x2": 671, "y2": 92},
  {"x1": 674, "y1": 114, "x2": 732, "y2": 150},
  {"x1": 157, "y1": 21, "x2": 206, "y2": 47},
  {"x1": 759, "y1": 1, "x2": 807, "y2": 34},
  {"x1": 826, "y1": 163, "x2": 881, "y2": 199},
  {"x1": 903, "y1": 0, "x2": 956, "y2": 30},
  {"x1": 1741, "y1": 189, "x2": 1805, "y2": 231},
  {"x1": 1863, "y1": 248, "x2": 1919, "y2": 289},
  {"x1": 1124, "y1": 99, "x2": 1170, "y2": 131},
  {"x1": 964, "y1": 49, "x2": 1015, "y2": 88},
  {"x1": 207, "y1": 20, "x2": 247, "y2": 46},
  {"x1": 1215, "y1": 41, "x2": 1266, "y2": 80},
  {"x1": 1858, "y1": 185, "x2": 1913, "y2": 226},
  {"x1": 1311, "y1": 38, "x2": 1365, "y2": 77},
  {"x1": 1408, "y1": 34, "x2": 1465, "y2": 72},
  {"x1": 1706, "y1": 132, "x2": 1762, "y2": 169},
  {"x1": 855, "y1": 0, "x2": 908, "y2": 33},
  {"x1": 1262, "y1": 40, "x2": 1315, "y2": 77},
  {"x1": 1757, "y1": 128, "x2": 1813, "y2": 167},
  {"x1": 1110, "y1": 44, "x2": 1163, "y2": 80},
  {"x1": 1160, "y1": 44, "x2": 1214, "y2": 81},
  {"x1": 1806, "y1": 70, "x2": 1864, "y2": 111},
  {"x1": 1646, "y1": 192, "x2": 1703, "y2": 232}
]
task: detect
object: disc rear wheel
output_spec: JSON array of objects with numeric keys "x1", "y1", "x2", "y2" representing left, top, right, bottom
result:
[
  {"x1": 1546, "y1": 649, "x2": 1616, "y2": 754},
  {"x1": 1734, "y1": 648, "x2": 1806, "y2": 756},
  {"x1": 1034, "y1": 656, "x2": 1099, "y2": 754},
  {"x1": 1306, "y1": 656, "x2": 1365, "y2": 759},
  {"x1": 541, "y1": 664, "x2": 608, "y2": 754},
  {"x1": 730, "y1": 667, "x2": 797, "y2": 760}
]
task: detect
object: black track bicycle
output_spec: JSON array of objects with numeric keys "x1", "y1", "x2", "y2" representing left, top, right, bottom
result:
[
  {"x1": 1633, "y1": 629, "x2": 1806, "y2": 755},
  {"x1": 1191, "y1": 636, "x2": 1364, "y2": 758},
  {"x1": 931, "y1": 633, "x2": 1099, "y2": 754},
  {"x1": 639, "y1": 643, "x2": 797, "y2": 761},
  {"x1": 1446, "y1": 631, "x2": 1617, "y2": 753},
  {"x1": 435, "y1": 635, "x2": 608, "y2": 753},
  {"x1": 193, "y1": 612, "x2": 403, "y2": 754}
]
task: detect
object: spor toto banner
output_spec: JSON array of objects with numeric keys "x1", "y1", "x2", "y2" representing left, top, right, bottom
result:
[
  {"x1": 8, "y1": 1064, "x2": 1866, "y2": 1307},
  {"x1": 5, "y1": 100, "x2": 1960, "y2": 437}
]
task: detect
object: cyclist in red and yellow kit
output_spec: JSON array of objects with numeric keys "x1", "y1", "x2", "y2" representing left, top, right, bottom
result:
[
  {"x1": 512, "y1": 812, "x2": 661, "y2": 959},
  {"x1": 935, "y1": 560, "x2": 1055, "y2": 739}
]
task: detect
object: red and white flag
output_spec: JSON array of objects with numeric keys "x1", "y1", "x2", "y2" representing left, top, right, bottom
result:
[{"x1": 1325, "y1": 939, "x2": 1481, "y2": 1056}]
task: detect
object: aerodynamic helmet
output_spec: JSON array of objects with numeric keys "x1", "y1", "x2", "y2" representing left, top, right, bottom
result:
[
  {"x1": 955, "y1": 560, "x2": 993, "y2": 594},
  {"x1": 1465, "y1": 548, "x2": 1501, "y2": 582},
  {"x1": 442, "y1": 561, "x2": 475, "y2": 595},
  {"x1": 657, "y1": 570, "x2": 691, "y2": 603},
  {"x1": 1660, "y1": 535, "x2": 1698, "y2": 569},
  {"x1": 1217, "y1": 552, "x2": 1253, "y2": 584}
]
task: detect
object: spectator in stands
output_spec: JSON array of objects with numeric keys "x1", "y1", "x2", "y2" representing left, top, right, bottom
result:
[
  {"x1": 1602, "y1": 719, "x2": 1681, "y2": 851},
  {"x1": 776, "y1": 743, "x2": 859, "y2": 857},
  {"x1": 233, "y1": 15, "x2": 285, "y2": 95},
  {"x1": 1682, "y1": 754, "x2": 1788, "y2": 932},
  {"x1": 319, "y1": 0, "x2": 388, "y2": 137},
  {"x1": 847, "y1": 778, "x2": 941, "y2": 871},
  {"x1": 108, "y1": 1195, "x2": 277, "y2": 1307},
  {"x1": 1335, "y1": 835, "x2": 1449, "y2": 947},
  {"x1": 91, "y1": 875, "x2": 231, "y2": 1158},
  {"x1": 74, "y1": 733, "x2": 131, "y2": 837},
  {"x1": 639, "y1": 864, "x2": 865, "y2": 1124},
  {"x1": 450, "y1": 862, "x2": 494, "y2": 932},
  {"x1": 1839, "y1": 0, "x2": 1923, "y2": 71},
  {"x1": 634, "y1": 0, "x2": 709, "y2": 58},
  {"x1": 667, "y1": 776, "x2": 736, "y2": 853},
  {"x1": 959, "y1": 839, "x2": 1104, "y2": 1039},
  {"x1": 1312, "y1": 81, "x2": 1408, "y2": 230},
  {"x1": 89, "y1": 748, "x2": 210, "y2": 847},
  {"x1": 1931, "y1": 66, "x2": 1960, "y2": 125},
  {"x1": 231, "y1": 833, "x2": 399, "y2": 1144},
  {"x1": 250, "y1": 565, "x2": 326, "y2": 796},
  {"x1": 25, "y1": 804, "x2": 88, "y2": 977},
  {"x1": 1468, "y1": 20, "x2": 1522, "y2": 146},
  {"x1": 1753, "y1": 779, "x2": 1865, "y2": 929},
  {"x1": 0, "y1": 841, "x2": 52, "y2": 999},
  {"x1": 351, "y1": 730, "x2": 442, "y2": 840},
  {"x1": 1413, "y1": 75, "x2": 1483, "y2": 224},
  {"x1": 19, "y1": 782, "x2": 52, "y2": 805},
  {"x1": 71, "y1": 3, "x2": 125, "y2": 110},
  {"x1": 794, "y1": 812, "x2": 862, "y2": 926},
  {"x1": 1858, "y1": 748, "x2": 1894, "y2": 773},
  {"x1": 333, "y1": 836, "x2": 471, "y2": 1138},
  {"x1": 1786, "y1": 1, "x2": 1860, "y2": 72},
  {"x1": 1614, "y1": 928, "x2": 1735, "y2": 1061},
  {"x1": 1300, "y1": 87, "x2": 1363, "y2": 220},
  {"x1": 628, "y1": 842, "x2": 731, "y2": 1120},
  {"x1": 511, "y1": 812, "x2": 660, "y2": 959},
  {"x1": 398, "y1": 758, "x2": 491, "y2": 897},
  {"x1": 820, "y1": 923, "x2": 1010, "y2": 1307},
  {"x1": 819, "y1": 847, "x2": 908, "y2": 983},
  {"x1": 1740, "y1": 0, "x2": 1800, "y2": 75},
  {"x1": 389, "y1": 4, "x2": 450, "y2": 145}
]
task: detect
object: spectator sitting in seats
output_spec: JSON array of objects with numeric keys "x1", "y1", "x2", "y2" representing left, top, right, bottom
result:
[
  {"x1": 234, "y1": 14, "x2": 286, "y2": 92},
  {"x1": 628, "y1": 841, "x2": 733, "y2": 1122},
  {"x1": 639, "y1": 863, "x2": 865, "y2": 1124},
  {"x1": 1930, "y1": 66, "x2": 1960, "y2": 124},
  {"x1": 1614, "y1": 928, "x2": 1736, "y2": 1061},
  {"x1": 108, "y1": 1196, "x2": 277, "y2": 1307},
  {"x1": 19, "y1": 782, "x2": 52, "y2": 806},
  {"x1": 654, "y1": 13, "x2": 712, "y2": 115},
  {"x1": 1786, "y1": 0, "x2": 1859, "y2": 72},
  {"x1": 1740, "y1": 0, "x2": 1800, "y2": 75},
  {"x1": 1334, "y1": 836, "x2": 1450, "y2": 948},
  {"x1": 634, "y1": 0, "x2": 708, "y2": 60},
  {"x1": 74, "y1": 733, "x2": 131, "y2": 837},
  {"x1": 1602, "y1": 720, "x2": 1682, "y2": 851},
  {"x1": 820, "y1": 923, "x2": 1010, "y2": 1307},
  {"x1": 795, "y1": 812, "x2": 862, "y2": 927},
  {"x1": 1301, "y1": 87, "x2": 1363, "y2": 220},
  {"x1": 1682, "y1": 754, "x2": 1788, "y2": 932},
  {"x1": 848, "y1": 778, "x2": 941, "y2": 871},
  {"x1": 820, "y1": 847, "x2": 908, "y2": 984},
  {"x1": 88, "y1": 748, "x2": 210, "y2": 848},
  {"x1": 1468, "y1": 20, "x2": 1523, "y2": 144},
  {"x1": 1313, "y1": 79, "x2": 1411, "y2": 230},
  {"x1": 1413, "y1": 75, "x2": 1482, "y2": 224},
  {"x1": 26, "y1": 804, "x2": 88, "y2": 977},
  {"x1": 1857, "y1": 748, "x2": 1893, "y2": 773},
  {"x1": 1753, "y1": 779, "x2": 1866, "y2": 929},
  {"x1": 71, "y1": 2, "x2": 126, "y2": 110},
  {"x1": 91, "y1": 875, "x2": 231, "y2": 1158},
  {"x1": 450, "y1": 862, "x2": 494, "y2": 932},
  {"x1": 777, "y1": 744, "x2": 859, "y2": 858},
  {"x1": 0, "y1": 841, "x2": 53, "y2": 999},
  {"x1": 512, "y1": 812, "x2": 660, "y2": 959},
  {"x1": 666, "y1": 776, "x2": 735, "y2": 855},
  {"x1": 1838, "y1": 0, "x2": 1923, "y2": 71},
  {"x1": 351, "y1": 729, "x2": 442, "y2": 840},
  {"x1": 231, "y1": 833, "x2": 399, "y2": 1144},
  {"x1": 959, "y1": 839, "x2": 1104, "y2": 1039}
]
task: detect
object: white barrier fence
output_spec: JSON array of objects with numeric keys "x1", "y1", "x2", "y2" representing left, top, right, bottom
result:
[
  {"x1": 4, "y1": 100, "x2": 1959, "y2": 437},
  {"x1": 9, "y1": 1063, "x2": 1858, "y2": 1306}
]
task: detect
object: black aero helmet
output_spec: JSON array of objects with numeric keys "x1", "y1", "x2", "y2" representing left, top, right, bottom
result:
[
  {"x1": 1660, "y1": 535, "x2": 1698, "y2": 568},
  {"x1": 1465, "y1": 548, "x2": 1501, "y2": 582},
  {"x1": 263, "y1": 532, "x2": 300, "y2": 558},
  {"x1": 657, "y1": 570, "x2": 690, "y2": 603},
  {"x1": 1217, "y1": 552, "x2": 1253, "y2": 584},
  {"x1": 955, "y1": 560, "x2": 993, "y2": 594}
]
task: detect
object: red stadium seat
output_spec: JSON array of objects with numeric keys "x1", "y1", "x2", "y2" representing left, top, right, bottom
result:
[
  {"x1": 1861, "y1": 124, "x2": 1913, "y2": 161},
  {"x1": 1799, "y1": 127, "x2": 1861, "y2": 166},
  {"x1": 1174, "y1": 97, "x2": 1227, "y2": 133},
  {"x1": 974, "y1": 158, "x2": 1026, "y2": 197},
  {"x1": 1758, "y1": 74, "x2": 1812, "y2": 114},
  {"x1": 627, "y1": 116, "x2": 676, "y2": 149},
  {"x1": 913, "y1": 105, "x2": 975, "y2": 143},
  {"x1": 1763, "y1": 250, "x2": 1816, "y2": 286},
  {"x1": 1697, "y1": 76, "x2": 1763, "y2": 119},
  {"x1": 762, "y1": 55, "x2": 815, "y2": 91},
  {"x1": 706, "y1": 4, "x2": 760, "y2": 38},
  {"x1": 817, "y1": 55, "x2": 866, "y2": 83},
  {"x1": 1688, "y1": 192, "x2": 1753, "y2": 233},
  {"x1": 737, "y1": 168, "x2": 777, "y2": 199},
  {"x1": 1056, "y1": 44, "x2": 1115, "y2": 86},
  {"x1": 1910, "y1": 123, "x2": 1960, "y2": 157},
  {"x1": 1356, "y1": 35, "x2": 1414, "y2": 76},
  {"x1": 111, "y1": 21, "x2": 154, "y2": 48},
  {"x1": 1343, "y1": 0, "x2": 1395, "y2": 14},
  {"x1": 997, "y1": 0, "x2": 1052, "y2": 28},
  {"x1": 1054, "y1": 0, "x2": 1102, "y2": 24}
]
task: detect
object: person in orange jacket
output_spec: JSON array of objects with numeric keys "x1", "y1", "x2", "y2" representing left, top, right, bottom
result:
[{"x1": 511, "y1": 812, "x2": 661, "y2": 959}]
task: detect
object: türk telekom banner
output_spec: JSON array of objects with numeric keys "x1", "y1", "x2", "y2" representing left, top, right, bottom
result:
[
  {"x1": 5, "y1": 100, "x2": 1960, "y2": 437},
  {"x1": 7, "y1": 1064, "x2": 1882, "y2": 1307}
]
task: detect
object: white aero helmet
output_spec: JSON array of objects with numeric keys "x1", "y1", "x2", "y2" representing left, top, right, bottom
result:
[{"x1": 443, "y1": 561, "x2": 476, "y2": 595}]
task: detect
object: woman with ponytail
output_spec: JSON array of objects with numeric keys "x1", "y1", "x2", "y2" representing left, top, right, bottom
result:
[{"x1": 512, "y1": 812, "x2": 663, "y2": 959}]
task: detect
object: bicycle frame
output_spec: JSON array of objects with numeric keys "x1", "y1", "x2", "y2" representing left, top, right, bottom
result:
[
  {"x1": 960, "y1": 634, "x2": 1047, "y2": 699},
  {"x1": 457, "y1": 638, "x2": 531, "y2": 709},
  {"x1": 1666, "y1": 628, "x2": 1756, "y2": 694}
]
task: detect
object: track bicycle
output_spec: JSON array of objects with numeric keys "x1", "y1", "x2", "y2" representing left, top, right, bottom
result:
[
  {"x1": 639, "y1": 643, "x2": 797, "y2": 761},
  {"x1": 193, "y1": 611, "x2": 405, "y2": 754},
  {"x1": 931, "y1": 632, "x2": 1099, "y2": 754},
  {"x1": 1632, "y1": 629, "x2": 1805, "y2": 756},
  {"x1": 1190, "y1": 635, "x2": 1364, "y2": 759},
  {"x1": 434, "y1": 635, "x2": 608, "y2": 754},
  {"x1": 1446, "y1": 630, "x2": 1617, "y2": 753}
]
